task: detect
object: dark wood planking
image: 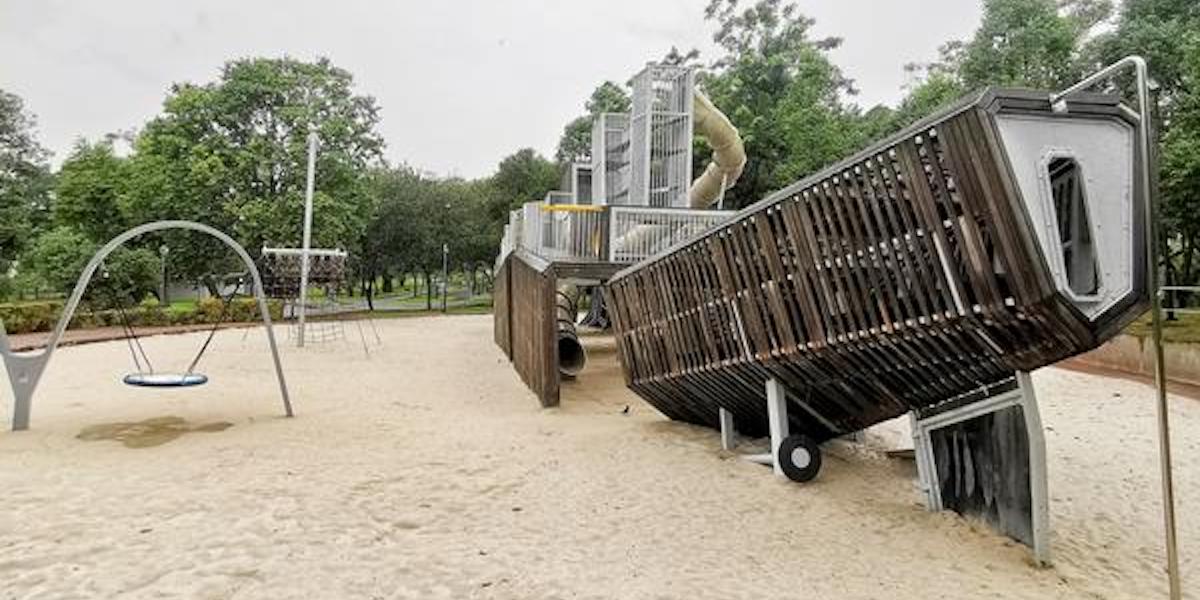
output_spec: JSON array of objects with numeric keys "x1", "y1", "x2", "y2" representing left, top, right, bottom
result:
[
  {"x1": 604, "y1": 90, "x2": 1148, "y2": 442},
  {"x1": 494, "y1": 251, "x2": 560, "y2": 408}
]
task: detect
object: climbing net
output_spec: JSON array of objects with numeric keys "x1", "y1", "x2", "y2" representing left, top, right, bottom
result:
[{"x1": 259, "y1": 247, "x2": 351, "y2": 345}]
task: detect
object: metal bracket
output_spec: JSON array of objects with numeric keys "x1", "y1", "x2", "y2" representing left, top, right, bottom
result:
[
  {"x1": 719, "y1": 378, "x2": 790, "y2": 476},
  {"x1": 911, "y1": 371, "x2": 1050, "y2": 566}
]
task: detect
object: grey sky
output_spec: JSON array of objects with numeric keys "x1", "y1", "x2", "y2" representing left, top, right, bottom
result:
[{"x1": 1, "y1": 1, "x2": 981, "y2": 178}]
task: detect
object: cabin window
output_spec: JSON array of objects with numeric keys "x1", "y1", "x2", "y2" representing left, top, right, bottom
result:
[{"x1": 1048, "y1": 157, "x2": 1099, "y2": 297}]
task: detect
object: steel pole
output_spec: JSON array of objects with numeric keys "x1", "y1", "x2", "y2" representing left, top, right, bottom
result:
[
  {"x1": 441, "y1": 243, "x2": 449, "y2": 313},
  {"x1": 298, "y1": 130, "x2": 318, "y2": 347},
  {"x1": 159, "y1": 246, "x2": 168, "y2": 306},
  {"x1": 1054, "y1": 55, "x2": 1180, "y2": 599}
]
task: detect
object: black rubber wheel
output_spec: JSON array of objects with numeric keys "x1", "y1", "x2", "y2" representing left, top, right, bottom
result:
[{"x1": 777, "y1": 434, "x2": 821, "y2": 482}]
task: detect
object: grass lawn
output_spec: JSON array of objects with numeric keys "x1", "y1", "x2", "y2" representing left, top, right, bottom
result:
[{"x1": 1124, "y1": 311, "x2": 1200, "y2": 344}]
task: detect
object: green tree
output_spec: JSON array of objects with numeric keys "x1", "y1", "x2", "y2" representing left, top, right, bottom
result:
[
  {"x1": 487, "y1": 148, "x2": 558, "y2": 224},
  {"x1": 100, "y1": 247, "x2": 160, "y2": 304},
  {"x1": 403, "y1": 179, "x2": 457, "y2": 311},
  {"x1": 883, "y1": 0, "x2": 1111, "y2": 135},
  {"x1": 956, "y1": 0, "x2": 1107, "y2": 90},
  {"x1": 444, "y1": 178, "x2": 498, "y2": 293},
  {"x1": 701, "y1": 0, "x2": 861, "y2": 208},
  {"x1": 54, "y1": 139, "x2": 130, "y2": 243},
  {"x1": 1150, "y1": 36, "x2": 1200, "y2": 286},
  {"x1": 360, "y1": 165, "x2": 431, "y2": 307},
  {"x1": 23, "y1": 227, "x2": 158, "y2": 304},
  {"x1": 24, "y1": 227, "x2": 95, "y2": 295},
  {"x1": 0, "y1": 89, "x2": 52, "y2": 277},
  {"x1": 555, "y1": 81, "x2": 632, "y2": 164},
  {"x1": 1091, "y1": 0, "x2": 1197, "y2": 104},
  {"x1": 891, "y1": 69, "x2": 966, "y2": 129},
  {"x1": 1088, "y1": 1, "x2": 1200, "y2": 285},
  {"x1": 125, "y1": 56, "x2": 384, "y2": 289}
]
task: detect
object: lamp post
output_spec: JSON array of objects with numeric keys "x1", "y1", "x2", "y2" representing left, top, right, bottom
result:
[
  {"x1": 298, "y1": 129, "x2": 318, "y2": 347},
  {"x1": 441, "y1": 242, "x2": 449, "y2": 313},
  {"x1": 441, "y1": 201, "x2": 451, "y2": 313},
  {"x1": 1052, "y1": 55, "x2": 1179, "y2": 599},
  {"x1": 159, "y1": 245, "x2": 170, "y2": 306}
]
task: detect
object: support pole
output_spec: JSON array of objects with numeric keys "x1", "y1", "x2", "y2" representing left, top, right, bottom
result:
[
  {"x1": 719, "y1": 407, "x2": 735, "y2": 451},
  {"x1": 1052, "y1": 56, "x2": 1178, "y2": 598},
  {"x1": 910, "y1": 374, "x2": 1049, "y2": 565},
  {"x1": 441, "y1": 243, "x2": 449, "y2": 313},
  {"x1": 298, "y1": 129, "x2": 318, "y2": 348},
  {"x1": 765, "y1": 378, "x2": 789, "y2": 477}
]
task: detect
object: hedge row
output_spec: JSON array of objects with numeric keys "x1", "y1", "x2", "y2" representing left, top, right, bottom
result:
[{"x1": 0, "y1": 298, "x2": 285, "y2": 335}]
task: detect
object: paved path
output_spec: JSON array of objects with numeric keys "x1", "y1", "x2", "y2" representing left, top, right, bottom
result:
[{"x1": 5, "y1": 323, "x2": 256, "y2": 352}]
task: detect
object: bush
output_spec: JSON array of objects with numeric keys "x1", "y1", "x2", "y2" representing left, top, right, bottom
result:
[
  {"x1": 23, "y1": 227, "x2": 96, "y2": 294},
  {"x1": 21, "y1": 228, "x2": 160, "y2": 307},
  {"x1": 0, "y1": 297, "x2": 284, "y2": 335},
  {"x1": 0, "y1": 301, "x2": 59, "y2": 334},
  {"x1": 104, "y1": 248, "x2": 161, "y2": 305}
]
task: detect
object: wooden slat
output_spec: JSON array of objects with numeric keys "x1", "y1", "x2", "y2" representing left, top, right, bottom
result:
[
  {"x1": 496, "y1": 252, "x2": 560, "y2": 407},
  {"x1": 603, "y1": 90, "x2": 1148, "y2": 442}
]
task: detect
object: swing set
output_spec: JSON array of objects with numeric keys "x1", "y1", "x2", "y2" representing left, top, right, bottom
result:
[
  {"x1": 0, "y1": 221, "x2": 293, "y2": 431},
  {"x1": 100, "y1": 269, "x2": 244, "y2": 388}
]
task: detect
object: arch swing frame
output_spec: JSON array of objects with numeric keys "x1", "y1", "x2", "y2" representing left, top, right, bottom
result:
[{"x1": 0, "y1": 220, "x2": 294, "y2": 431}]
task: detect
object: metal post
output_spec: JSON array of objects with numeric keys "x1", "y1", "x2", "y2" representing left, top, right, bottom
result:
[
  {"x1": 1052, "y1": 55, "x2": 1179, "y2": 599},
  {"x1": 440, "y1": 243, "x2": 450, "y2": 313},
  {"x1": 297, "y1": 129, "x2": 318, "y2": 348},
  {"x1": 909, "y1": 375, "x2": 1050, "y2": 565},
  {"x1": 765, "y1": 378, "x2": 790, "y2": 477},
  {"x1": 159, "y1": 244, "x2": 170, "y2": 306},
  {"x1": 719, "y1": 407, "x2": 736, "y2": 451}
]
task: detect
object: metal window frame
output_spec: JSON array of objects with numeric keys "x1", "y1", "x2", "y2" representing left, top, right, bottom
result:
[{"x1": 910, "y1": 371, "x2": 1050, "y2": 565}]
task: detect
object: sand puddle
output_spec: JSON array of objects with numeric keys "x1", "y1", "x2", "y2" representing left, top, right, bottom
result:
[{"x1": 76, "y1": 416, "x2": 232, "y2": 448}]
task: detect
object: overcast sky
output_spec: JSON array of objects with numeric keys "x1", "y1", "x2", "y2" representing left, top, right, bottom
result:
[{"x1": 1, "y1": 0, "x2": 981, "y2": 178}]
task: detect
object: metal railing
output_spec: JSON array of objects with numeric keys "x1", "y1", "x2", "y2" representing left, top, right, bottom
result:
[
  {"x1": 1053, "y1": 55, "x2": 1181, "y2": 599},
  {"x1": 609, "y1": 205, "x2": 730, "y2": 263},
  {"x1": 629, "y1": 64, "x2": 694, "y2": 208},
  {"x1": 514, "y1": 202, "x2": 608, "y2": 262},
  {"x1": 498, "y1": 202, "x2": 729, "y2": 265}
]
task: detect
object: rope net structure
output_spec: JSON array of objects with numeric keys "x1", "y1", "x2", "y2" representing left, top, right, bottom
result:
[{"x1": 259, "y1": 248, "x2": 350, "y2": 345}]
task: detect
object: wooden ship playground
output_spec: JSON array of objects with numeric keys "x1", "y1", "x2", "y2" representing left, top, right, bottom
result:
[{"x1": 2, "y1": 54, "x2": 1197, "y2": 598}]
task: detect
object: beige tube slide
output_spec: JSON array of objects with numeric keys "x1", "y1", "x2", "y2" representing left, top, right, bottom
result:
[{"x1": 688, "y1": 89, "x2": 746, "y2": 208}]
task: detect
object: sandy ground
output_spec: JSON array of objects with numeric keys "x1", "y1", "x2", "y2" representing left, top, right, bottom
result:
[{"x1": 1, "y1": 315, "x2": 1198, "y2": 599}]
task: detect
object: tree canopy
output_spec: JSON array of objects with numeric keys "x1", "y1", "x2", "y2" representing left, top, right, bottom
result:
[
  {"x1": 4, "y1": 0, "x2": 1200, "y2": 305},
  {"x1": 696, "y1": 0, "x2": 864, "y2": 208},
  {"x1": 122, "y1": 57, "x2": 385, "y2": 286},
  {"x1": 54, "y1": 139, "x2": 130, "y2": 243},
  {"x1": 555, "y1": 82, "x2": 632, "y2": 164},
  {"x1": 0, "y1": 89, "x2": 52, "y2": 274}
]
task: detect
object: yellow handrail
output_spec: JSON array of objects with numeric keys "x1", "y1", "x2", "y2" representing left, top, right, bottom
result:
[{"x1": 538, "y1": 203, "x2": 605, "y2": 213}]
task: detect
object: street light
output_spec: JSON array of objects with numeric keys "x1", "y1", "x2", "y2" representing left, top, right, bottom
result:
[
  {"x1": 298, "y1": 128, "x2": 318, "y2": 347},
  {"x1": 442, "y1": 201, "x2": 451, "y2": 313},
  {"x1": 159, "y1": 244, "x2": 170, "y2": 305},
  {"x1": 442, "y1": 242, "x2": 449, "y2": 313}
]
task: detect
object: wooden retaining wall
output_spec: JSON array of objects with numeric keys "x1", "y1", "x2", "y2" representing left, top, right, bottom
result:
[
  {"x1": 1072, "y1": 334, "x2": 1200, "y2": 388},
  {"x1": 493, "y1": 252, "x2": 560, "y2": 407},
  {"x1": 493, "y1": 258, "x2": 512, "y2": 358}
]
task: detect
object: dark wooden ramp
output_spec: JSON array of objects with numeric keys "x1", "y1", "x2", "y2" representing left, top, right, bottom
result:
[{"x1": 605, "y1": 88, "x2": 1148, "y2": 441}]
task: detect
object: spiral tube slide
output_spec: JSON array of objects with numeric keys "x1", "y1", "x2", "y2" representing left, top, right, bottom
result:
[{"x1": 688, "y1": 89, "x2": 746, "y2": 208}]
